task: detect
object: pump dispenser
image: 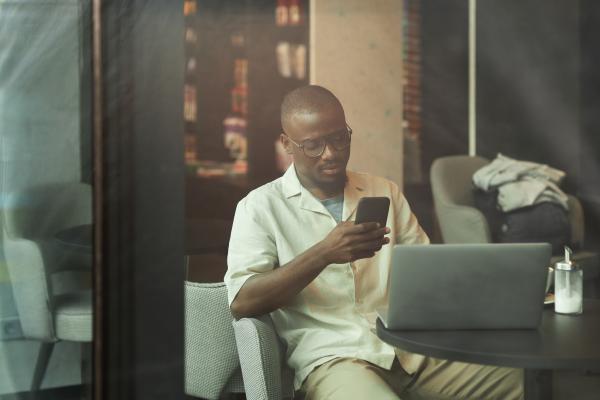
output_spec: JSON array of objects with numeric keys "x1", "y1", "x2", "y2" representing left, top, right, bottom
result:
[{"x1": 554, "y1": 246, "x2": 583, "y2": 315}]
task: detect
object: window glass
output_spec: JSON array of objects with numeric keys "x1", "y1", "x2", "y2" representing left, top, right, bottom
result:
[{"x1": 0, "y1": 1, "x2": 93, "y2": 398}]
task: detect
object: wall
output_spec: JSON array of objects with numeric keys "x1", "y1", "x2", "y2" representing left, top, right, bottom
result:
[
  {"x1": 476, "y1": 0, "x2": 580, "y2": 192},
  {"x1": 310, "y1": 0, "x2": 405, "y2": 187},
  {"x1": 420, "y1": 0, "x2": 469, "y2": 175},
  {"x1": 578, "y1": 0, "x2": 600, "y2": 247}
]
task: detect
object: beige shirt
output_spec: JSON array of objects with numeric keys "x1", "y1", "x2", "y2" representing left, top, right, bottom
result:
[{"x1": 225, "y1": 165, "x2": 430, "y2": 389}]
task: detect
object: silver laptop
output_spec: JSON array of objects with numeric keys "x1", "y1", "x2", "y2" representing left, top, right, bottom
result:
[{"x1": 378, "y1": 243, "x2": 552, "y2": 330}]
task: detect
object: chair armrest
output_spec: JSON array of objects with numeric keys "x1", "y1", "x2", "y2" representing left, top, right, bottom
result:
[
  {"x1": 184, "y1": 282, "x2": 241, "y2": 399},
  {"x1": 3, "y1": 237, "x2": 55, "y2": 340},
  {"x1": 434, "y1": 202, "x2": 492, "y2": 244},
  {"x1": 233, "y1": 316, "x2": 295, "y2": 400}
]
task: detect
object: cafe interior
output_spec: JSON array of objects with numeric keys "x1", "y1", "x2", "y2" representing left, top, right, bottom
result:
[{"x1": 1, "y1": 0, "x2": 600, "y2": 399}]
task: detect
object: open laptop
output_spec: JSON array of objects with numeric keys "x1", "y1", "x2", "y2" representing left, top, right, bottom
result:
[{"x1": 378, "y1": 243, "x2": 552, "y2": 330}]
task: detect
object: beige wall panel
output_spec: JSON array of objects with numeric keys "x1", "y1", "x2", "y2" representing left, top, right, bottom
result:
[{"x1": 311, "y1": 0, "x2": 405, "y2": 187}]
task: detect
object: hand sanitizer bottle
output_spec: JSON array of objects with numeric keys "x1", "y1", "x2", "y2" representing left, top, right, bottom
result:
[{"x1": 554, "y1": 246, "x2": 583, "y2": 315}]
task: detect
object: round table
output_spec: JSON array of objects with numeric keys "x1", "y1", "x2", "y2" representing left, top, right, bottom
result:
[
  {"x1": 54, "y1": 224, "x2": 93, "y2": 253},
  {"x1": 376, "y1": 300, "x2": 600, "y2": 399}
]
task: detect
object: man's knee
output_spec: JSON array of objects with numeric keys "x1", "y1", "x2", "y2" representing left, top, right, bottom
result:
[
  {"x1": 300, "y1": 358, "x2": 402, "y2": 400},
  {"x1": 411, "y1": 358, "x2": 524, "y2": 400}
]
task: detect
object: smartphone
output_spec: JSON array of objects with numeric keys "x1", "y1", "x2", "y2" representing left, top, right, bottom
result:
[{"x1": 354, "y1": 197, "x2": 390, "y2": 227}]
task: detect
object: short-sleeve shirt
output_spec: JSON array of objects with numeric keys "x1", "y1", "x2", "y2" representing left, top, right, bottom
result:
[{"x1": 225, "y1": 164, "x2": 430, "y2": 389}]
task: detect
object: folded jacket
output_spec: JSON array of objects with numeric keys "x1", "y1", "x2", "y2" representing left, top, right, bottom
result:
[{"x1": 473, "y1": 153, "x2": 568, "y2": 212}]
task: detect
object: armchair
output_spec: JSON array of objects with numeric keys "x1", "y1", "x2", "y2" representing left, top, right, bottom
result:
[
  {"x1": 184, "y1": 280, "x2": 294, "y2": 400},
  {"x1": 430, "y1": 155, "x2": 599, "y2": 297},
  {"x1": 1, "y1": 182, "x2": 93, "y2": 392}
]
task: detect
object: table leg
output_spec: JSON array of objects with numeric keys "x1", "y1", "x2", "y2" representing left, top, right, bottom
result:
[{"x1": 524, "y1": 369, "x2": 553, "y2": 400}]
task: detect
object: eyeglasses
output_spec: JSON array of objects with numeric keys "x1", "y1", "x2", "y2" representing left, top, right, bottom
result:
[{"x1": 284, "y1": 125, "x2": 352, "y2": 158}]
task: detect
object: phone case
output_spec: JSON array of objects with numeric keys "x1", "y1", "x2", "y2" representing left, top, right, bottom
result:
[{"x1": 355, "y1": 197, "x2": 390, "y2": 227}]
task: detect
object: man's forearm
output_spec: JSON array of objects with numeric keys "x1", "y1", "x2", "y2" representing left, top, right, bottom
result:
[{"x1": 230, "y1": 241, "x2": 331, "y2": 319}]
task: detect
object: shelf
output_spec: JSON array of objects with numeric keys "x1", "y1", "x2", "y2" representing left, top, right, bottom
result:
[{"x1": 183, "y1": 0, "x2": 309, "y2": 183}]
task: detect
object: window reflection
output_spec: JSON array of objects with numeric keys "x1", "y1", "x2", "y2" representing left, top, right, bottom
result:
[{"x1": 0, "y1": 1, "x2": 93, "y2": 398}]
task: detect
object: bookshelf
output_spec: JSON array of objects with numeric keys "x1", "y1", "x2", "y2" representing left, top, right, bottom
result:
[{"x1": 183, "y1": 0, "x2": 309, "y2": 186}]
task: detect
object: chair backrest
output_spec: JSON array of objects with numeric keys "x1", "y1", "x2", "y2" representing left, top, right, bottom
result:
[
  {"x1": 430, "y1": 155, "x2": 492, "y2": 243},
  {"x1": 430, "y1": 155, "x2": 489, "y2": 208},
  {"x1": 2, "y1": 182, "x2": 91, "y2": 240},
  {"x1": 184, "y1": 281, "x2": 244, "y2": 399},
  {"x1": 1, "y1": 182, "x2": 92, "y2": 341}
]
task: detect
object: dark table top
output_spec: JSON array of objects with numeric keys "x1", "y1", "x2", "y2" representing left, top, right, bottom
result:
[
  {"x1": 376, "y1": 299, "x2": 600, "y2": 370},
  {"x1": 54, "y1": 224, "x2": 93, "y2": 252}
]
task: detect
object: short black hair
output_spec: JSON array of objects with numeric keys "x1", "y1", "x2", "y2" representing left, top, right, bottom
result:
[{"x1": 281, "y1": 85, "x2": 343, "y2": 132}]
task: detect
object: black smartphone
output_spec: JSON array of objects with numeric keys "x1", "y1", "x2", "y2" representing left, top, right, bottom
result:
[{"x1": 354, "y1": 197, "x2": 390, "y2": 227}]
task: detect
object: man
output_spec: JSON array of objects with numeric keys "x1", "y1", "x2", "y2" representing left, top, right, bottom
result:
[{"x1": 225, "y1": 85, "x2": 523, "y2": 399}]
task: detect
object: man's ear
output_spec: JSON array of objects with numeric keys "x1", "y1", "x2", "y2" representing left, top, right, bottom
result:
[{"x1": 280, "y1": 133, "x2": 294, "y2": 154}]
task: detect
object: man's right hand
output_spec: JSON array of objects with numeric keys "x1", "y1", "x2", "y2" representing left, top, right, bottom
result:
[{"x1": 320, "y1": 221, "x2": 390, "y2": 264}]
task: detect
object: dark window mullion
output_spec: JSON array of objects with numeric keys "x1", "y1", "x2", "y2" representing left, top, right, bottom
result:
[{"x1": 94, "y1": 1, "x2": 185, "y2": 399}]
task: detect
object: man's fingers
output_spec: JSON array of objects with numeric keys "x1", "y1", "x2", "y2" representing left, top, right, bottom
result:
[
  {"x1": 353, "y1": 251, "x2": 376, "y2": 261},
  {"x1": 354, "y1": 237, "x2": 389, "y2": 252},
  {"x1": 365, "y1": 227, "x2": 389, "y2": 240},
  {"x1": 351, "y1": 222, "x2": 380, "y2": 233},
  {"x1": 346, "y1": 223, "x2": 388, "y2": 238},
  {"x1": 340, "y1": 227, "x2": 390, "y2": 251},
  {"x1": 346, "y1": 228, "x2": 389, "y2": 244}
]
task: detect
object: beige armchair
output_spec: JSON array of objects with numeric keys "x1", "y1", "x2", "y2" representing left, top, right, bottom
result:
[{"x1": 1, "y1": 182, "x2": 93, "y2": 392}]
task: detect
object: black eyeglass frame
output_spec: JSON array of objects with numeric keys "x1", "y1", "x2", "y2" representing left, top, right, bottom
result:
[{"x1": 283, "y1": 125, "x2": 353, "y2": 159}]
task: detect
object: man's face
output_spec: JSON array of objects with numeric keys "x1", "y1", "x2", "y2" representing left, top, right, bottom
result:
[{"x1": 281, "y1": 104, "x2": 350, "y2": 191}]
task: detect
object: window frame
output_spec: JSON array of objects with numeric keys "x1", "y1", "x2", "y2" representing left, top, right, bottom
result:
[{"x1": 92, "y1": 1, "x2": 185, "y2": 398}]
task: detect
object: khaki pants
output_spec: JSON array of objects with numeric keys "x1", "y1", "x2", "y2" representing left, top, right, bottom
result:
[{"x1": 299, "y1": 352, "x2": 524, "y2": 400}]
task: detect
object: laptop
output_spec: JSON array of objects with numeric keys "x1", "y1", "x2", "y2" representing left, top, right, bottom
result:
[{"x1": 378, "y1": 243, "x2": 552, "y2": 330}]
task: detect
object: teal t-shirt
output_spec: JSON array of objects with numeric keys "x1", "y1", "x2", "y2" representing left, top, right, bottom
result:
[{"x1": 320, "y1": 195, "x2": 344, "y2": 223}]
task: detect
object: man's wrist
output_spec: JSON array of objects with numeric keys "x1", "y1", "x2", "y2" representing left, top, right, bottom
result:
[{"x1": 311, "y1": 240, "x2": 332, "y2": 268}]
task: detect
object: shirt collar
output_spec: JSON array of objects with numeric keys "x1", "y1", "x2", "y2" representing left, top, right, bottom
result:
[
  {"x1": 282, "y1": 164, "x2": 303, "y2": 198},
  {"x1": 281, "y1": 164, "x2": 365, "y2": 220}
]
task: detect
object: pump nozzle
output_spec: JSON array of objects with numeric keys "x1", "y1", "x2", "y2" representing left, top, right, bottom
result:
[{"x1": 564, "y1": 246, "x2": 572, "y2": 264}]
